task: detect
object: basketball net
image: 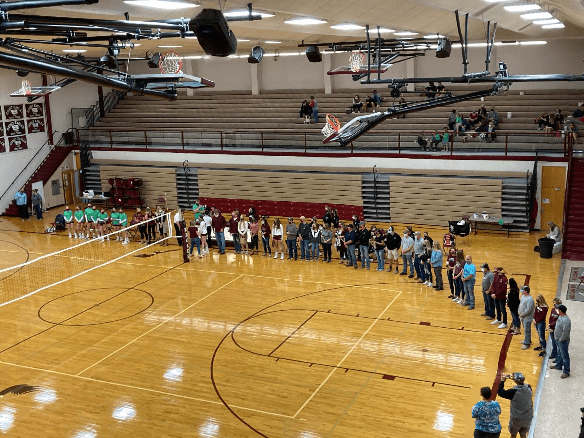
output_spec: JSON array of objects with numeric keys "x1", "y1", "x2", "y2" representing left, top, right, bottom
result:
[
  {"x1": 322, "y1": 114, "x2": 340, "y2": 137},
  {"x1": 349, "y1": 51, "x2": 365, "y2": 73},
  {"x1": 159, "y1": 51, "x2": 183, "y2": 74},
  {"x1": 21, "y1": 80, "x2": 32, "y2": 96}
]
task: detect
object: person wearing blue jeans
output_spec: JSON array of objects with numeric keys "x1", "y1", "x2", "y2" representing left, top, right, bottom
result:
[
  {"x1": 533, "y1": 295, "x2": 549, "y2": 356},
  {"x1": 285, "y1": 218, "x2": 298, "y2": 260},
  {"x1": 374, "y1": 229, "x2": 385, "y2": 271},
  {"x1": 413, "y1": 232, "x2": 425, "y2": 282},
  {"x1": 551, "y1": 305, "x2": 571, "y2": 378},
  {"x1": 462, "y1": 255, "x2": 476, "y2": 310},
  {"x1": 310, "y1": 96, "x2": 318, "y2": 123},
  {"x1": 400, "y1": 232, "x2": 414, "y2": 277},
  {"x1": 344, "y1": 224, "x2": 357, "y2": 269},
  {"x1": 548, "y1": 298, "x2": 561, "y2": 359},
  {"x1": 215, "y1": 231, "x2": 225, "y2": 253},
  {"x1": 357, "y1": 222, "x2": 371, "y2": 269},
  {"x1": 298, "y1": 217, "x2": 311, "y2": 260},
  {"x1": 518, "y1": 286, "x2": 535, "y2": 349},
  {"x1": 211, "y1": 209, "x2": 227, "y2": 255}
]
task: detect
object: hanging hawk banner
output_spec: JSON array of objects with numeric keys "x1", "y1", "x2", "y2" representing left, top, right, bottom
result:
[
  {"x1": 27, "y1": 118, "x2": 45, "y2": 134},
  {"x1": 4, "y1": 104, "x2": 23, "y2": 120},
  {"x1": 25, "y1": 103, "x2": 44, "y2": 118},
  {"x1": 5, "y1": 120, "x2": 25, "y2": 136},
  {"x1": 0, "y1": 138, "x2": 5, "y2": 153},
  {"x1": 8, "y1": 135, "x2": 27, "y2": 151}
]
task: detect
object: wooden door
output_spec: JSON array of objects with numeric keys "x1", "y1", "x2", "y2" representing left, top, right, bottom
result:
[
  {"x1": 541, "y1": 166, "x2": 566, "y2": 229},
  {"x1": 62, "y1": 170, "x2": 75, "y2": 205}
]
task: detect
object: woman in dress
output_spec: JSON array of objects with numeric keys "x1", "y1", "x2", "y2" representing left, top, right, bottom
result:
[
  {"x1": 260, "y1": 218, "x2": 271, "y2": 257},
  {"x1": 272, "y1": 218, "x2": 284, "y2": 260},
  {"x1": 506, "y1": 278, "x2": 521, "y2": 335}
]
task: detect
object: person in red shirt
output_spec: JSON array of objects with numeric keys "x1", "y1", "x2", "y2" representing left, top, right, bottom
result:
[
  {"x1": 260, "y1": 218, "x2": 271, "y2": 257},
  {"x1": 249, "y1": 217, "x2": 259, "y2": 255},
  {"x1": 188, "y1": 220, "x2": 201, "y2": 257},
  {"x1": 534, "y1": 295, "x2": 549, "y2": 357},
  {"x1": 211, "y1": 209, "x2": 227, "y2": 254},
  {"x1": 548, "y1": 298, "x2": 561, "y2": 359},
  {"x1": 228, "y1": 211, "x2": 241, "y2": 254},
  {"x1": 490, "y1": 267, "x2": 508, "y2": 329}
]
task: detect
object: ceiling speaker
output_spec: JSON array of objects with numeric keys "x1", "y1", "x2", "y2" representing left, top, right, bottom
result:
[
  {"x1": 436, "y1": 38, "x2": 451, "y2": 58},
  {"x1": 191, "y1": 9, "x2": 237, "y2": 57},
  {"x1": 305, "y1": 45, "x2": 322, "y2": 62},
  {"x1": 148, "y1": 52, "x2": 161, "y2": 68},
  {"x1": 248, "y1": 46, "x2": 265, "y2": 64}
]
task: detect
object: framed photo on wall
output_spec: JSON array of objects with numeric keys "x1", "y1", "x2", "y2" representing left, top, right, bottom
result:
[
  {"x1": 0, "y1": 138, "x2": 5, "y2": 153},
  {"x1": 5, "y1": 119, "x2": 26, "y2": 136},
  {"x1": 27, "y1": 118, "x2": 45, "y2": 133},
  {"x1": 8, "y1": 135, "x2": 27, "y2": 151},
  {"x1": 25, "y1": 103, "x2": 44, "y2": 118},
  {"x1": 4, "y1": 104, "x2": 24, "y2": 120}
]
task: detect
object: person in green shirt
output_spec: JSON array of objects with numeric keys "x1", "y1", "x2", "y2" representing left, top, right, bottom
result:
[
  {"x1": 74, "y1": 206, "x2": 85, "y2": 238},
  {"x1": 97, "y1": 209, "x2": 109, "y2": 240},
  {"x1": 84, "y1": 204, "x2": 94, "y2": 239},
  {"x1": 110, "y1": 208, "x2": 121, "y2": 241},
  {"x1": 118, "y1": 210, "x2": 129, "y2": 244},
  {"x1": 441, "y1": 127, "x2": 450, "y2": 151},
  {"x1": 192, "y1": 200, "x2": 205, "y2": 221},
  {"x1": 89, "y1": 205, "x2": 100, "y2": 238},
  {"x1": 63, "y1": 206, "x2": 74, "y2": 238}
]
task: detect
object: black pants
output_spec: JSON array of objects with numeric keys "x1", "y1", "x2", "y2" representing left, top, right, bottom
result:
[
  {"x1": 139, "y1": 226, "x2": 147, "y2": 240},
  {"x1": 33, "y1": 204, "x2": 42, "y2": 219},
  {"x1": 207, "y1": 226, "x2": 212, "y2": 246},
  {"x1": 262, "y1": 236, "x2": 271, "y2": 254},
  {"x1": 447, "y1": 270, "x2": 455, "y2": 295},
  {"x1": 147, "y1": 224, "x2": 156, "y2": 242},
  {"x1": 251, "y1": 234, "x2": 259, "y2": 251},
  {"x1": 17, "y1": 204, "x2": 28, "y2": 220},
  {"x1": 494, "y1": 298, "x2": 507, "y2": 324},
  {"x1": 174, "y1": 223, "x2": 183, "y2": 246},
  {"x1": 474, "y1": 429, "x2": 500, "y2": 438},
  {"x1": 338, "y1": 245, "x2": 346, "y2": 259},
  {"x1": 322, "y1": 243, "x2": 332, "y2": 261}
]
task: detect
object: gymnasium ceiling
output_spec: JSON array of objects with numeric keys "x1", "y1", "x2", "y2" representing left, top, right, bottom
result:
[{"x1": 6, "y1": 0, "x2": 584, "y2": 58}]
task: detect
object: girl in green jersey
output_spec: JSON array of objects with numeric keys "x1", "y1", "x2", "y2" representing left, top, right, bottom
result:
[
  {"x1": 63, "y1": 206, "x2": 74, "y2": 238},
  {"x1": 74, "y1": 206, "x2": 86, "y2": 238}
]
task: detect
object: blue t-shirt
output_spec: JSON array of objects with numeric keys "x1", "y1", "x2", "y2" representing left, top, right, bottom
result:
[
  {"x1": 472, "y1": 400, "x2": 501, "y2": 433},
  {"x1": 344, "y1": 230, "x2": 356, "y2": 245},
  {"x1": 463, "y1": 262, "x2": 476, "y2": 280}
]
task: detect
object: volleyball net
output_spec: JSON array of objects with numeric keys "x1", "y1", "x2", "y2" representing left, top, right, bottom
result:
[{"x1": 0, "y1": 212, "x2": 174, "y2": 308}]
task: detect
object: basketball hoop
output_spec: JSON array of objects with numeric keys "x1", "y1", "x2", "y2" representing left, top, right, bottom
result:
[
  {"x1": 349, "y1": 51, "x2": 366, "y2": 73},
  {"x1": 21, "y1": 80, "x2": 32, "y2": 96},
  {"x1": 159, "y1": 51, "x2": 183, "y2": 74},
  {"x1": 321, "y1": 114, "x2": 341, "y2": 137}
]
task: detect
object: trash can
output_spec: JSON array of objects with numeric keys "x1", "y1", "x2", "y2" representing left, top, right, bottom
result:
[{"x1": 538, "y1": 238, "x2": 555, "y2": 259}]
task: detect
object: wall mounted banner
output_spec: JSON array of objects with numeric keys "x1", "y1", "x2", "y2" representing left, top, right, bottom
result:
[
  {"x1": 25, "y1": 103, "x2": 44, "y2": 118},
  {"x1": 8, "y1": 135, "x2": 27, "y2": 151},
  {"x1": 27, "y1": 118, "x2": 45, "y2": 134},
  {"x1": 0, "y1": 123, "x2": 3, "y2": 137},
  {"x1": 5, "y1": 120, "x2": 26, "y2": 136},
  {"x1": 0, "y1": 137, "x2": 5, "y2": 153},
  {"x1": 4, "y1": 104, "x2": 24, "y2": 120}
]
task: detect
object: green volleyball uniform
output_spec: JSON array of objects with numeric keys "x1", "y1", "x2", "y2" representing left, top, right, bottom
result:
[
  {"x1": 119, "y1": 212, "x2": 128, "y2": 227},
  {"x1": 111, "y1": 211, "x2": 120, "y2": 226},
  {"x1": 74, "y1": 210, "x2": 85, "y2": 222},
  {"x1": 97, "y1": 212, "x2": 108, "y2": 224},
  {"x1": 84, "y1": 207, "x2": 93, "y2": 222},
  {"x1": 63, "y1": 209, "x2": 74, "y2": 223}
]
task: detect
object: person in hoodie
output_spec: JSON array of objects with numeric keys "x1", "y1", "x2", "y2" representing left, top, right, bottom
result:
[
  {"x1": 497, "y1": 372, "x2": 533, "y2": 438},
  {"x1": 518, "y1": 286, "x2": 535, "y2": 350}
]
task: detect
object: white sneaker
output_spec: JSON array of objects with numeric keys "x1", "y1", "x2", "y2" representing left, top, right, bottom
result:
[
  {"x1": 427, "y1": 283, "x2": 435, "y2": 287},
  {"x1": 69, "y1": 234, "x2": 72, "y2": 238},
  {"x1": 498, "y1": 323, "x2": 507, "y2": 329},
  {"x1": 274, "y1": 252, "x2": 278, "y2": 259},
  {"x1": 281, "y1": 253, "x2": 284, "y2": 260},
  {"x1": 106, "y1": 236, "x2": 110, "y2": 241},
  {"x1": 491, "y1": 320, "x2": 502, "y2": 325},
  {"x1": 74, "y1": 233, "x2": 78, "y2": 238},
  {"x1": 123, "y1": 239, "x2": 129, "y2": 245}
]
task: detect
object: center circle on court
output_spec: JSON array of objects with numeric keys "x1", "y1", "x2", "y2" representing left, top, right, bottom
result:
[{"x1": 38, "y1": 287, "x2": 154, "y2": 326}]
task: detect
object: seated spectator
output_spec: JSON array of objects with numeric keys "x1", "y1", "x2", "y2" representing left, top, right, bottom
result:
[
  {"x1": 485, "y1": 121, "x2": 497, "y2": 142},
  {"x1": 468, "y1": 108, "x2": 479, "y2": 128},
  {"x1": 478, "y1": 104, "x2": 487, "y2": 118},
  {"x1": 416, "y1": 133, "x2": 429, "y2": 151},
  {"x1": 572, "y1": 102, "x2": 584, "y2": 118},
  {"x1": 352, "y1": 95, "x2": 363, "y2": 113},
  {"x1": 447, "y1": 109, "x2": 457, "y2": 130},
  {"x1": 534, "y1": 113, "x2": 551, "y2": 130},
  {"x1": 566, "y1": 123, "x2": 579, "y2": 140},
  {"x1": 554, "y1": 109, "x2": 564, "y2": 131},
  {"x1": 309, "y1": 96, "x2": 319, "y2": 123},
  {"x1": 488, "y1": 107, "x2": 500, "y2": 128},
  {"x1": 454, "y1": 112, "x2": 465, "y2": 135},
  {"x1": 366, "y1": 90, "x2": 382, "y2": 110},
  {"x1": 436, "y1": 82, "x2": 446, "y2": 97},
  {"x1": 425, "y1": 81, "x2": 437, "y2": 99},
  {"x1": 299, "y1": 100, "x2": 313, "y2": 119},
  {"x1": 430, "y1": 130, "x2": 442, "y2": 151}
]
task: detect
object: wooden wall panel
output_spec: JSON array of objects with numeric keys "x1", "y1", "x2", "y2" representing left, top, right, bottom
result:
[
  {"x1": 390, "y1": 175, "x2": 502, "y2": 226},
  {"x1": 198, "y1": 169, "x2": 363, "y2": 206},
  {"x1": 99, "y1": 165, "x2": 179, "y2": 209}
]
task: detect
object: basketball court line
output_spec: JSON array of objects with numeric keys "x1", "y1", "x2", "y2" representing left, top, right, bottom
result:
[
  {"x1": 76, "y1": 274, "x2": 243, "y2": 376},
  {"x1": 291, "y1": 290, "x2": 403, "y2": 419},
  {"x1": 0, "y1": 359, "x2": 292, "y2": 419}
]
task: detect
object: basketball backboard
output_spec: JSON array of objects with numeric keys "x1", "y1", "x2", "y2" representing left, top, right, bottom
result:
[{"x1": 130, "y1": 73, "x2": 215, "y2": 90}]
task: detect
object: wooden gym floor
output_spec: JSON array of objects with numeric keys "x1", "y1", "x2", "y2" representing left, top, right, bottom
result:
[{"x1": 0, "y1": 211, "x2": 561, "y2": 437}]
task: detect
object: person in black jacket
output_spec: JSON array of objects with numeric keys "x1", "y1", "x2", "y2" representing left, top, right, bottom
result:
[
  {"x1": 298, "y1": 216, "x2": 311, "y2": 261},
  {"x1": 385, "y1": 227, "x2": 401, "y2": 273},
  {"x1": 357, "y1": 222, "x2": 371, "y2": 269}
]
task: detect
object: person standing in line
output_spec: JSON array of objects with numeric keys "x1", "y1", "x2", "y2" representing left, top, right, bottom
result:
[
  {"x1": 497, "y1": 373, "x2": 533, "y2": 438},
  {"x1": 413, "y1": 232, "x2": 426, "y2": 283},
  {"x1": 248, "y1": 217, "x2": 259, "y2": 255},
  {"x1": 357, "y1": 222, "x2": 371, "y2": 270},
  {"x1": 135, "y1": 208, "x2": 147, "y2": 244},
  {"x1": 471, "y1": 386, "x2": 502, "y2": 438},
  {"x1": 14, "y1": 188, "x2": 28, "y2": 221},
  {"x1": 89, "y1": 205, "x2": 100, "y2": 239},
  {"x1": 238, "y1": 213, "x2": 249, "y2": 255},
  {"x1": 198, "y1": 217, "x2": 208, "y2": 255},
  {"x1": 385, "y1": 226, "x2": 401, "y2": 274},
  {"x1": 110, "y1": 207, "x2": 120, "y2": 240},
  {"x1": 119, "y1": 209, "x2": 129, "y2": 244},
  {"x1": 462, "y1": 255, "x2": 477, "y2": 310},
  {"x1": 480, "y1": 263, "x2": 495, "y2": 320},
  {"x1": 336, "y1": 222, "x2": 347, "y2": 262},
  {"x1": 188, "y1": 220, "x2": 201, "y2": 258},
  {"x1": 309, "y1": 221, "x2": 321, "y2": 261},
  {"x1": 452, "y1": 250, "x2": 465, "y2": 304},
  {"x1": 431, "y1": 242, "x2": 443, "y2": 290},
  {"x1": 211, "y1": 209, "x2": 227, "y2": 255},
  {"x1": 203, "y1": 210, "x2": 213, "y2": 248},
  {"x1": 298, "y1": 216, "x2": 311, "y2": 261},
  {"x1": 97, "y1": 208, "x2": 109, "y2": 241},
  {"x1": 490, "y1": 267, "x2": 508, "y2": 329},
  {"x1": 400, "y1": 230, "x2": 415, "y2": 277},
  {"x1": 74, "y1": 206, "x2": 85, "y2": 238},
  {"x1": 31, "y1": 189, "x2": 43, "y2": 220},
  {"x1": 83, "y1": 203, "x2": 93, "y2": 238},
  {"x1": 272, "y1": 218, "x2": 284, "y2": 260},
  {"x1": 228, "y1": 211, "x2": 241, "y2": 254},
  {"x1": 533, "y1": 295, "x2": 549, "y2": 357},
  {"x1": 548, "y1": 297, "x2": 562, "y2": 360},
  {"x1": 518, "y1": 286, "x2": 535, "y2": 349},
  {"x1": 260, "y1": 218, "x2": 271, "y2": 257},
  {"x1": 507, "y1": 278, "x2": 521, "y2": 335},
  {"x1": 374, "y1": 229, "x2": 386, "y2": 271},
  {"x1": 63, "y1": 206, "x2": 74, "y2": 238},
  {"x1": 309, "y1": 95, "x2": 319, "y2": 123},
  {"x1": 446, "y1": 248, "x2": 457, "y2": 298},
  {"x1": 321, "y1": 223, "x2": 333, "y2": 263},
  {"x1": 157, "y1": 208, "x2": 169, "y2": 246},
  {"x1": 285, "y1": 217, "x2": 298, "y2": 260},
  {"x1": 550, "y1": 304, "x2": 571, "y2": 379},
  {"x1": 344, "y1": 224, "x2": 357, "y2": 269},
  {"x1": 145, "y1": 207, "x2": 156, "y2": 244}
]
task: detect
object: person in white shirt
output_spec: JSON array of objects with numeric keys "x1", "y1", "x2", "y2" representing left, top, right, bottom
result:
[
  {"x1": 203, "y1": 212, "x2": 213, "y2": 248},
  {"x1": 198, "y1": 219, "x2": 208, "y2": 255},
  {"x1": 238, "y1": 216, "x2": 249, "y2": 254},
  {"x1": 272, "y1": 218, "x2": 284, "y2": 260},
  {"x1": 174, "y1": 209, "x2": 184, "y2": 246}
]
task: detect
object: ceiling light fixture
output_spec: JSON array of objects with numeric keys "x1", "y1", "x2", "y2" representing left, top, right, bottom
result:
[
  {"x1": 375, "y1": 28, "x2": 395, "y2": 33},
  {"x1": 394, "y1": 31, "x2": 419, "y2": 36},
  {"x1": 237, "y1": 39, "x2": 250, "y2": 42},
  {"x1": 284, "y1": 18, "x2": 327, "y2": 25},
  {"x1": 520, "y1": 40, "x2": 547, "y2": 45},
  {"x1": 520, "y1": 11, "x2": 553, "y2": 19},
  {"x1": 223, "y1": 10, "x2": 274, "y2": 18},
  {"x1": 330, "y1": 23, "x2": 366, "y2": 30},
  {"x1": 533, "y1": 18, "x2": 560, "y2": 24},
  {"x1": 265, "y1": 40, "x2": 281, "y2": 44},
  {"x1": 423, "y1": 34, "x2": 445, "y2": 39},
  {"x1": 542, "y1": 23, "x2": 565, "y2": 28},
  {"x1": 504, "y1": 4, "x2": 541, "y2": 12},
  {"x1": 63, "y1": 49, "x2": 87, "y2": 53},
  {"x1": 124, "y1": 1, "x2": 199, "y2": 10}
]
